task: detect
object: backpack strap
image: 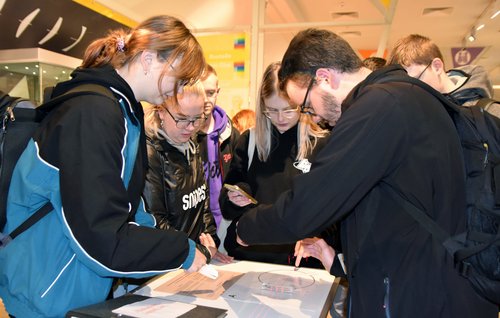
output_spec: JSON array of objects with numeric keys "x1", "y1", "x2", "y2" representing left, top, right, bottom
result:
[
  {"x1": 0, "y1": 201, "x2": 53, "y2": 248},
  {"x1": 383, "y1": 185, "x2": 470, "y2": 268},
  {"x1": 38, "y1": 83, "x2": 115, "y2": 117},
  {"x1": 475, "y1": 98, "x2": 498, "y2": 112},
  {"x1": 0, "y1": 84, "x2": 116, "y2": 249},
  {"x1": 375, "y1": 74, "x2": 462, "y2": 116}
]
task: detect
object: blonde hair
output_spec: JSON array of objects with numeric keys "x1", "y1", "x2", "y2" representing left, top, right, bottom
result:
[
  {"x1": 81, "y1": 15, "x2": 206, "y2": 97},
  {"x1": 144, "y1": 81, "x2": 206, "y2": 139},
  {"x1": 255, "y1": 61, "x2": 328, "y2": 162},
  {"x1": 232, "y1": 109, "x2": 256, "y2": 133}
]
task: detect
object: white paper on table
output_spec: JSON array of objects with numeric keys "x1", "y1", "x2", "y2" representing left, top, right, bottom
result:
[{"x1": 112, "y1": 297, "x2": 196, "y2": 318}]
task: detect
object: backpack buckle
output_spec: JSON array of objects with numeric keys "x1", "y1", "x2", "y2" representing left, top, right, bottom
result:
[
  {"x1": 457, "y1": 261, "x2": 471, "y2": 277},
  {"x1": 0, "y1": 232, "x2": 12, "y2": 249}
]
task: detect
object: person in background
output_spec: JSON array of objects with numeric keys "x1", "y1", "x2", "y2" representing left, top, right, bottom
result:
[
  {"x1": 143, "y1": 81, "x2": 232, "y2": 263},
  {"x1": 236, "y1": 28, "x2": 498, "y2": 317},
  {"x1": 362, "y1": 56, "x2": 386, "y2": 71},
  {"x1": 219, "y1": 61, "x2": 332, "y2": 267},
  {"x1": 198, "y1": 64, "x2": 240, "y2": 252},
  {"x1": 232, "y1": 108, "x2": 256, "y2": 133},
  {"x1": 388, "y1": 34, "x2": 500, "y2": 117},
  {"x1": 0, "y1": 15, "x2": 212, "y2": 318}
]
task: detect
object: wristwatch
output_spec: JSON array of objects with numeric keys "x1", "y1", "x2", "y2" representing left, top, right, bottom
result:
[{"x1": 196, "y1": 243, "x2": 212, "y2": 264}]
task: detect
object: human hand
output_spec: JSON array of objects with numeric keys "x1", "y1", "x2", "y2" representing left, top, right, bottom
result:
[
  {"x1": 199, "y1": 233, "x2": 217, "y2": 258},
  {"x1": 213, "y1": 251, "x2": 234, "y2": 263},
  {"x1": 185, "y1": 248, "x2": 208, "y2": 273},
  {"x1": 294, "y1": 237, "x2": 336, "y2": 271},
  {"x1": 227, "y1": 189, "x2": 253, "y2": 207}
]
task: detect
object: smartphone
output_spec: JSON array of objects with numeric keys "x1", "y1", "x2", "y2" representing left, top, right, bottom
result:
[{"x1": 223, "y1": 184, "x2": 258, "y2": 204}]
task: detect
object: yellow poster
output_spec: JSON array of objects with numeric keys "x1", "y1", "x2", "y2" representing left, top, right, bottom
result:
[{"x1": 197, "y1": 33, "x2": 251, "y2": 118}]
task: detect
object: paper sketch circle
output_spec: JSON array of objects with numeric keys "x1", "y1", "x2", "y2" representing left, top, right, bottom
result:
[{"x1": 258, "y1": 269, "x2": 315, "y2": 291}]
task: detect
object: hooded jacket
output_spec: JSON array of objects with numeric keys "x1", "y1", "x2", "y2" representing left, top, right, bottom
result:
[
  {"x1": 143, "y1": 136, "x2": 219, "y2": 245},
  {"x1": 237, "y1": 66, "x2": 498, "y2": 317},
  {"x1": 196, "y1": 105, "x2": 239, "y2": 227},
  {"x1": 0, "y1": 65, "x2": 196, "y2": 318},
  {"x1": 447, "y1": 64, "x2": 500, "y2": 118}
]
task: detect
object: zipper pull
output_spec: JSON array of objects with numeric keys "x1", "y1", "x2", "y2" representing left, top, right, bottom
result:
[
  {"x1": 7, "y1": 106, "x2": 15, "y2": 122},
  {"x1": 483, "y1": 142, "x2": 489, "y2": 167}
]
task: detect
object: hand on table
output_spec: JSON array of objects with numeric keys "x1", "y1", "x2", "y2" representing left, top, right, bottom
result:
[
  {"x1": 199, "y1": 232, "x2": 233, "y2": 263},
  {"x1": 185, "y1": 248, "x2": 209, "y2": 273},
  {"x1": 213, "y1": 251, "x2": 233, "y2": 263}
]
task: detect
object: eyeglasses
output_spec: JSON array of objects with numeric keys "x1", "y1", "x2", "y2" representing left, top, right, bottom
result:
[
  {"x1": 300, "y1": 77, "x2": 318, "y2": 116},
  {"x1": 416, "y1": 62, "x2": 432, "y2": 80},
  {"x1": 263, "y1": 107, "x2": 300, "y2": 119},
  {"x1": 164, "y1": 107, "x2": 206, "y2": 129}
]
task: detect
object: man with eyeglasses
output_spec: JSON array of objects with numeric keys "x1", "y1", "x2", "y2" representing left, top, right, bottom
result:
[
  {"x1": 235, "y1": 29, "x2": 497, "y2": 317},
  {"x1": 197, "y1": 64, "x2": 240, "y2": 252},
  {"x1": 388, "y1": 34, "x2": 500, "y2": 118}
]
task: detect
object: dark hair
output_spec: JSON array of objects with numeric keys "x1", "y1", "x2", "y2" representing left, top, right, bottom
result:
[
  {"x1": 278, "y1": 28, "x2": 362, "y2": 90},
  {"x1": 81, "y1": 15, "x2": 205, "y2": 96},
  {"x1": 362, "y1": 57, "x2": 387, "y2": 71}
]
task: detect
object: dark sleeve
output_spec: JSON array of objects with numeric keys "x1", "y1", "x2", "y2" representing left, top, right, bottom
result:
[
  {"x1": 330, "y1": 256, "x2": 347, "y2": 278},
  {"x1": 142, "y1": 142, "x2": 174, "y2": 230},
  {"x1": 40, "y1": 96, "x2": 191, "y2": 273},
  {"x1": 237, "y1": 91, "x2": 407, "y2": 244},
  {"x1": 219, "y1": 130, "x2": 254, "y2": 220},
  {"x1": 202, "y1": 196, "x2": 221, "y2": 247}
]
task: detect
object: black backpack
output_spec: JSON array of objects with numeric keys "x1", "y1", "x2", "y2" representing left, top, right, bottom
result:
[
  {"x1": 378, "y1": 75, "x2": 500, "y2": 304},
  {"x1": 0, "y1": 84, "x2": 114, "y2": 247}
]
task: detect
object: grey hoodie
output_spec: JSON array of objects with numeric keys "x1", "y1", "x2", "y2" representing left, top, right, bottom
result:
[{"x1": 447, "y1": 65, "x2": 500, "y2": 118}]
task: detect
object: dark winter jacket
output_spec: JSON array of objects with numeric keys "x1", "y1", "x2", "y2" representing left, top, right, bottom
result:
[
  {"x1": 143, "y1": 136, "x2": 219, "y2": 246},
  {"x1": 237, "y1": 65, "x2": 498, "y2": 318},
  {"x1": 0, "y1": 65, "x2": 196, "y2": 318},
  {"x1": 219, "y1": 124, "x2": 332, "y2": 266}
]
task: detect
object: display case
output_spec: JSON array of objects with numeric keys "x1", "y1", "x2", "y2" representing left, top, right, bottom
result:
[{"x1": 0, "y1": 48, "x2": 81, "y2": 105}]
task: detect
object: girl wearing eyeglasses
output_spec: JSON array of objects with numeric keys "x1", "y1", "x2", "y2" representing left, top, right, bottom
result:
[
  {"x1": 219, "y1": 61, "x2": 332, "y2": 266},
  {"x1": 143, "y1": 82, "x2": 233, "y2": 264}
]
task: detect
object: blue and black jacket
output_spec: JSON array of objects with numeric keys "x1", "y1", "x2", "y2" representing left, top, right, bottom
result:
[{"x1": 0, "y1": 65, "x2": 196, "y2": 318}]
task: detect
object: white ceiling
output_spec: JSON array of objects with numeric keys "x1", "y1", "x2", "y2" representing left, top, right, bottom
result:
[{"x1": 97, "y1": 0, "x2": 500, "y2": 94}]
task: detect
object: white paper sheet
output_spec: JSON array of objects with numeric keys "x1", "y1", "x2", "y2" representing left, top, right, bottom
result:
[{"x1": 112, "y1": 297, "x2": 196, "y2": 318}]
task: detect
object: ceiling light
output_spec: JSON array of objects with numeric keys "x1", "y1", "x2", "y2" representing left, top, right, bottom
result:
[
  {"x1": 476, "y1": 24, "x2": 485, "y2": 31},
  {"x1": 331, "y1": 11, "x2": 359, "y2": 20},
  {"x1": 467, "y1": 28, "x2": 476, "y2": 42},
  {"x1": 422, "y1": 7, "x2": 453, "y2": 17},
  {"x1": 491, "y1": 9, "x2": 500, "y2": 19}
]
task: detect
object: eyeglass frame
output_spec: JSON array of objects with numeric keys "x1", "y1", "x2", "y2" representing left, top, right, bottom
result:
[
  {"x1": 416, "y1": 61, "x2": 432, "y2": 80},
  {"x1": 299, "y1": 76, "x2": 318, "y2": 117},
  {"x1": 262, "y1": 106, "x2": 300, "y2": 119},
  {"x1": 163, "y1": 106, "x2": 206, "y2": 129}
]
